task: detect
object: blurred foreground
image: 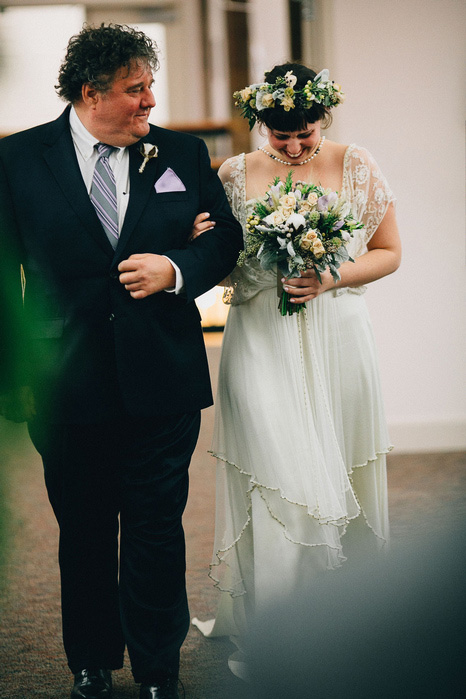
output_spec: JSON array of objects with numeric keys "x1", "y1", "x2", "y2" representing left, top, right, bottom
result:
[{"x1": 0, "y1": 343, "x2": 465, "y2": 698}]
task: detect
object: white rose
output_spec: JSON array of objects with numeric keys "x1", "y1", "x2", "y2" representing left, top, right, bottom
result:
[
  {"x1": 298, "y1": 202, "x2": 312, "y2": 213},
  {"x1": 279, "y1": 193, "x2": 297, "y2": 209},
  {"x1": 300, "y1": 238, "x2": 312, "y2": 250},
  {"x1": 240, "y1": 87, "x2": 252, "y2": 102},
  {"x1": 263, "y1": 210, "x2": 286, "y2": 226},
  {"x1": 312, "y1": 240, "x2": 325, "y2": 257},
  {"x1": 280, "y1": 206, "x2": 295, "y2": 218},
  {"x1": 299, "y1": 230, "x2": 317, "y2": 249}
]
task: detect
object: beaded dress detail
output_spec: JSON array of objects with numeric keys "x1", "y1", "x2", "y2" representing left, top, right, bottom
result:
[{"x1": 194, "y1": 145, "x2": 395, "y2": 641}]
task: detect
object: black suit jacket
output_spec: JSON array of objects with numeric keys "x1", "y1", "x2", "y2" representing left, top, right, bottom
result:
[{"x1": 0, "y1": 107, "x2": 243, "y2": 422}]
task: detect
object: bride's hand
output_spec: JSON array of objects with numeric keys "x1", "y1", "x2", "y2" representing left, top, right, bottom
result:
[
  {"x1": 282, "y1": 268, "x2": 334, "y2": 303},
  {"x1": 188, "y1": 212, "x2": 216, "y2": 242}
]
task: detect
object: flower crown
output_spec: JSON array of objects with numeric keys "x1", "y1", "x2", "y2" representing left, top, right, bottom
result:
[{"x1": 233, "y1": 69, "x2": 345, "y2": 130}]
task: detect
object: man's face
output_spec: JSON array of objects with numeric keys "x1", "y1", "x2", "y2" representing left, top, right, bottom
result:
[{"x1": 91, "y1": 60, "x2": 156, "y2": 147}]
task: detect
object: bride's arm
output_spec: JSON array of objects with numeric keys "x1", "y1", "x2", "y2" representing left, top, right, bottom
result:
[
  {"x1": 189, "y1": 212, "x2": 235, "y2": 287},
  {"x1": 189, "y1": 160, "x2": 233, "y2": 241},
  {"x1": 188, "y1": 159, "x2": 240, "y2": 288},
  {"x1": 284, "y1": 203, "x2": 401, "y2": 303}
]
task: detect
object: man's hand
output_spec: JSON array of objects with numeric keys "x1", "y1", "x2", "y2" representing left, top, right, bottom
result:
[
  {"x1": 0, "y1": 386, "x2": 36, "y2": 423},
  {"x1": 118, "y1": 254, "x2": 176, "y2": 299}
]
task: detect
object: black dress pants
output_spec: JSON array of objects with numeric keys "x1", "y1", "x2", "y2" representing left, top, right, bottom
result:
[{"x1": 28, "y1": 410, "x2": 201, "y2": 683}]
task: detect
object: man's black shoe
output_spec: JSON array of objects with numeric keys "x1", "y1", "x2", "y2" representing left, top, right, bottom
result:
[
  {"x1": 71, "y1": 668, "x2": 112, "y2": 698},
  {"x1": 139, "y1": 676, "x2": 180, "y2": 699}
]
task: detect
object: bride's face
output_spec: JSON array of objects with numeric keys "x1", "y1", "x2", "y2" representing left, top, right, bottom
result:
[{"x1": 267, "y1": 122, "x2": 322, "y2": 162}]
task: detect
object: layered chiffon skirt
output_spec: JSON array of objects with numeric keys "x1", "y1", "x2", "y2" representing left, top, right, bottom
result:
[{"x1": 196, "y1": 285, "x2": 391, "y2": 639}]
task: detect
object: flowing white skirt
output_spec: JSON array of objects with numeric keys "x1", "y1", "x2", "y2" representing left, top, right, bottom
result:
[{"x1": 194, "y1": 285, "x2": 391, "y2": 641}]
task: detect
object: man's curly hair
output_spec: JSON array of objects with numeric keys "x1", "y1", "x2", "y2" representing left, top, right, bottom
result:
[{"x1": 56, "y1": 23, "x2": 159, "y2": 103}]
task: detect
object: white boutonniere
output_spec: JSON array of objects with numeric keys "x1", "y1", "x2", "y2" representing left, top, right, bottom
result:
[{"x1": 139, "y1": 143, "x2": 158, "y2": 173}]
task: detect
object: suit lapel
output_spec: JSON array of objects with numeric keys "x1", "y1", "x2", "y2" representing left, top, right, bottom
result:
[
  {"x1": 114, "y1": 140, "x2": 160, "y2": 260},
  {"x1": 42, "y1": 110, "x2": 115, "y2": 257}
]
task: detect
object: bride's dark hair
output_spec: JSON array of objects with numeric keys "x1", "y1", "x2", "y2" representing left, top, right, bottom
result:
[{"x1": 258, "y1": 62, "x2": 332, "y2": 131}]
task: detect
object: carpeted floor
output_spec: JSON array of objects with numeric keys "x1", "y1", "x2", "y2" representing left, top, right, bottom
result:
[{"x1": 0, "y1": 343, "x2": 465, "y2": 698}]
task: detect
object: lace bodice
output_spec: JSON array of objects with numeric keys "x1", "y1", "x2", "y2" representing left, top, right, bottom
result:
[
  {"x1": 341, "y1": 145, "x2": 395, "y2": 258},
  {"x1": 220, "y1": 145, "x2": 395, "y2": 305}
]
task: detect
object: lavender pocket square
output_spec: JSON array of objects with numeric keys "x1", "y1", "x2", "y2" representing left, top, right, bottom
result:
[{"x1": 154, "y1": 167, "x2": 186, "y2": 193}]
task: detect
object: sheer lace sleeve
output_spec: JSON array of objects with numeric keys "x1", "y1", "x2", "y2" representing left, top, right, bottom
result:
[
  {"x1": 218, "y1": 154, "x2": 277, "y2": 306},
  {"x1": 218, "y1": 154, "x2": 247, "y2": 230},
  {"x1": 342, "y1": 144, "x2": 396, "y2": 259},
  {"x1": 218, "y1": 155, "x2": 246, "y2": 304}
]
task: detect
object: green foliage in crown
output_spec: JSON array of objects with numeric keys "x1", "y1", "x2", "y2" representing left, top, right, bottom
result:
[{"x1": 233, "y1": 69, "x2": 345, "y2": 130}]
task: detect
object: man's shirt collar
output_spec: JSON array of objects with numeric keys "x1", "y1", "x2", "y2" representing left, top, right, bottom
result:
[{"x1": 69, "y1": 106, "x2": 125, "y2": 162}]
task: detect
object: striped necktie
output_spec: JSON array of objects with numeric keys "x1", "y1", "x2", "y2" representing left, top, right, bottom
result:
[{"x1": 90, "y1": 143, "x2": 119, "y2": 248}]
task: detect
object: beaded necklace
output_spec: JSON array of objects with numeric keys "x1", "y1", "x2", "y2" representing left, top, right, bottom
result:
[{"x1": 258, "y1": 136, "x2": 326, "y2": 166}]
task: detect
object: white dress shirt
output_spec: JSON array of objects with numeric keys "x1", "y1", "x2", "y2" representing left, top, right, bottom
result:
[{"x1": 69, "y1": 106, "x2": 183, "y2": 293}]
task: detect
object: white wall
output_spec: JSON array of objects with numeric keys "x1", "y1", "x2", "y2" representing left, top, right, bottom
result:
[
  {"x1": 249, "y1": 0, "x2": 291, "y2": 150},
  {"x1": 0, "y1": 5, "x2": 86, "y2": 132},
  {"x1": 0, "y1": 6, "x2": 170, "y2": 133},
  {"x1": 135, "y1": 23, "x2": 170, "y2": 125},
  {"x1": 327, "y1": 0, "x2": 466, "y2": 451}
]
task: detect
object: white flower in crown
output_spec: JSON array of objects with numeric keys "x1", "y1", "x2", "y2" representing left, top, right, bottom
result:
[
  {"x1": 314, "y1": 68, "x2": 330, "y2": 84},
  {"x1": 139, "y1": 143, "x2": 158, "y2": 173},
  {"x1": 284, "y1": 71, "x2": 298, "y2": 88},
  {"x1": 234, "y1": 67, "x2": 344, "y2": 130}
]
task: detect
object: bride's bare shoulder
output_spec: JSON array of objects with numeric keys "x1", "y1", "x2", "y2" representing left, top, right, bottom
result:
[
  {"x1": 324, "y1": 140, "x2": 349, "y2": 158},
  {"x1": 244, "y1": 150, "x2": 263, "y2": 167}
]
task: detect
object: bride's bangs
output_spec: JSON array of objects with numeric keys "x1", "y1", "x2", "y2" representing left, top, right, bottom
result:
[
  {"x1": 262, "y1": 109, "x2": 310, "y2": 132},
  {"x1": 260, "y1": 103, "x2": 329, "y2": 132}
]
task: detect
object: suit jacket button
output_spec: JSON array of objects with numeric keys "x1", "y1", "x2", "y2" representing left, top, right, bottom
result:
[
  {"x1": 110, "y1": 271, "x2": 118, "y2": 279},
  {"x1": 109, "y1": 313, "x2": 115, "y2": 321}
]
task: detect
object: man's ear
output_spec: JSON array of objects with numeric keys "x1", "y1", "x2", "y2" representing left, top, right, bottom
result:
[{"x1": 81, "y1": 83, "x2": 99, "y2": 107}]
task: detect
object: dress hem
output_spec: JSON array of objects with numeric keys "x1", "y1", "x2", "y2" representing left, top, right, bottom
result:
[{"x1": 207, "y1": 446, "x2": 392, "y2": 597}]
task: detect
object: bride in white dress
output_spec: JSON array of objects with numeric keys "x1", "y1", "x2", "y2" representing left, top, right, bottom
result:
[{"x1": 192, "y1": 63, "x2": 401, "y2": 676}]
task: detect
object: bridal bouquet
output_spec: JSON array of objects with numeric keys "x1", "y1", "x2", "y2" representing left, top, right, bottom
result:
[{"x1": 238, "y1": 173, "x2": 363, "y2": 315}]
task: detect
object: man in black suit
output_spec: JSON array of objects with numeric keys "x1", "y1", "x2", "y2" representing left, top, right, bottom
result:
[{"x1": 0, "y1": 23, "x2": 242, "y2": 699}]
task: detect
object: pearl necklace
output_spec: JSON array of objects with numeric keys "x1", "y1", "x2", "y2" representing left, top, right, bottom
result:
[{"x1": 258, "y1": 136, "x2": 326, "y2": 166}]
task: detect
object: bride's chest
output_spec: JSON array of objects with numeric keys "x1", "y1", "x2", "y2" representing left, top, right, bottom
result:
[{"x1": 244, "y1": 166, "x2": 345, "y2": 200}]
